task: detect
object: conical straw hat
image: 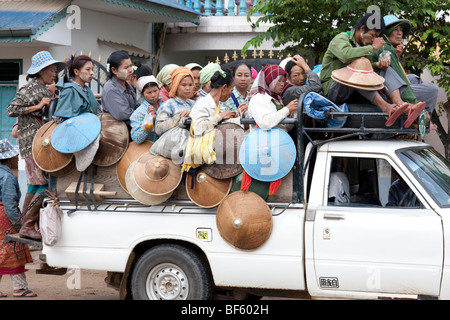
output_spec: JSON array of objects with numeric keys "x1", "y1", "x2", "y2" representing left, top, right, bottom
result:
[
  {"x1": 216, "y1": 191, "x2": 272, "y2": 250},
  {"x1": 186, "y1": 169, "x2": 232, "y2": 208},
  {"x1": 125, "y1": 161, "x2": 173, "y2": 205},
  {"x1": 92, "y1": 113, "x2": 129, "y2": 167},
  {"x1": 116, "y1": 140, "x2": 153, "y2": 193},
  {"x1": 133, "y1": 153, "x2": 182, "y2": 196},
  {"x1": 32, "y1": 121, "x2": 73, "y2": 172},
  {"x1": 331, "y1": 57, "x2": 385, "y2": 91}
]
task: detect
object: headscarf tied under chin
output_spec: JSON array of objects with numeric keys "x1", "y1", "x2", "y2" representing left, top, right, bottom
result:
[
  {"x1": 249, "y1": 64, "x2": 287, "y2": 106},
  {"x1": 169, "y1": 66, "x2": 194, "y2": 98}
]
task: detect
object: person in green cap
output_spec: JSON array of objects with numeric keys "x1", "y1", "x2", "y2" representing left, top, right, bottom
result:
[
  {"x1": 199, "y1": 63, "x2": 222, "y2": 98},
  {"x1": 371, "y1": 14, "x2": 438, "y2": 124}
]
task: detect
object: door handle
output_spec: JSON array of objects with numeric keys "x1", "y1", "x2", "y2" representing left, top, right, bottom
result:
[{"x1": 323, "y1": 213, "x2": 346, "y2": 220}]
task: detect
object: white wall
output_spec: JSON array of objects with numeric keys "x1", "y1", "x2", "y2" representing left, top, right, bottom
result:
[{"x1": 49, "y1": 8, "x2": 153, "y2": 66}]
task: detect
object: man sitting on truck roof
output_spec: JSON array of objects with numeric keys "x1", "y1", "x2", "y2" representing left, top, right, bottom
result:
[{"x1": 320, "y1": 12, "x2": 425, "y2": 127}]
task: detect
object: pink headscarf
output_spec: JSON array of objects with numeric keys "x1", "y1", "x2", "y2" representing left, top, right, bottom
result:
[{"x1": 248, "y1": 65, "x2": 287, "y2": 105}]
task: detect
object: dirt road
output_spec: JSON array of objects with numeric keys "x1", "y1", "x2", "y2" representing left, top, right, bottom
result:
[{"x1": 0, "y1": 249, "x2": 119, "y2": 300}]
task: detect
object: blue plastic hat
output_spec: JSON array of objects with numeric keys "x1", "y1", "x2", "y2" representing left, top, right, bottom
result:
[
  {"x1": 239, "y1": 127, "x2": 296, "y2": 182},
  {"x1": 383, "y1": 15, "x2": 411, "y2": 38},
  {"x1": 27, "y1": 51, "x2": 66, "y2": 75},
  {"x1": 51, "y1": 113, "x2": 101, "y2": 154},
  {"x1": 0, "y1": 139, "x2": 19, "y2": 160}
]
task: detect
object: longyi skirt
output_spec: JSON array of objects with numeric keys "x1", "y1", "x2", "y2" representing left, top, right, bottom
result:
[{"x1": 0, "y1": 202, "x2": 33, "y2": 275}]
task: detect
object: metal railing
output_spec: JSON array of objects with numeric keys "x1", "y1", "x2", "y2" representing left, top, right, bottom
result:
[{"x1": 178, "y1": 0, "x2": 259, "y2": 16}]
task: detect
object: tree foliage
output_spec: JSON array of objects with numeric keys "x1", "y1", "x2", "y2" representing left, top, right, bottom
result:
[{"x1": 245, "y1": 0, "x2": 450, "y2": 158}]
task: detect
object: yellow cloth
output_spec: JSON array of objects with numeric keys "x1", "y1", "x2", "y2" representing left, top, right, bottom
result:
[{"x1": 182, "y1": 104, "x2": 220, "y2": 172}]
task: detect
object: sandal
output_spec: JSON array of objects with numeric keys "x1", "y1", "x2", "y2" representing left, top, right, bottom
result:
[
  {"x1": 404, "y1": 102, "x2": 426, "y2": 128},
  {"x1": 385, "y1": 103, "x2": 410, "y2": 127},
  {"x1": 13, "y1": 289, "x2": 37, "y2": 298}
]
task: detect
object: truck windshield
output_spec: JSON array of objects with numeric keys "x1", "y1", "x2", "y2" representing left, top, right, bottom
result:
[{"x1": 398, "y1": 148, "x2": 450, "y2": 208}]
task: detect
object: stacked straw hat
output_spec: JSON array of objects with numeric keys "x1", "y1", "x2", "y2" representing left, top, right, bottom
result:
[
  {"x1": 125, "y1": 152, "x2": 182, "y2": 205},
  {"x1": 116, "y1": 141, "x2": 154, "y2": 193},
  {"x1": 331, "y1": 57, "x2": 385, "y2": 91}
]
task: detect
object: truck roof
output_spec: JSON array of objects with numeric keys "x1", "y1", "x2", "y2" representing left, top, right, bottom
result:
[{"x1": 318, "y1": 139, "x2": 429, "y2": 155}]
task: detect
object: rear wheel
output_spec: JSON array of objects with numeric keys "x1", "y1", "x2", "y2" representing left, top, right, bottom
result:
[{"x1": 130, "y1": 244, "x2": 212, "y2": 300}]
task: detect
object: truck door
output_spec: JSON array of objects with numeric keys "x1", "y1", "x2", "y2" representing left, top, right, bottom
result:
[{"x1": 310, "y1": 154, "x2": 443, "y2": 297}]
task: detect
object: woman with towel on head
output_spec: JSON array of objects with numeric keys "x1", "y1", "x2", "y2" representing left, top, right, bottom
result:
[
  {"x1": 149, "y1": 66, "x2": 196, "y2": 162},
  {"x1": 156, "y1": 64, "x2": 179, "y2": 102},
  {"x1": 198, "y1": 63, "x2": 222, "y2": 98},
  {"x1": 130, "y1": 75, "x2": 162, "y2": 143}
]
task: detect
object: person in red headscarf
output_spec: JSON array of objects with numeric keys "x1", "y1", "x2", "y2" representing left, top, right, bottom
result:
[{"x1": 248, "y1": 65, "x2": 298, "y2": 131}]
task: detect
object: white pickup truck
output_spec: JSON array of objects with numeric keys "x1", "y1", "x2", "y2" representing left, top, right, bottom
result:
[{"x1": 38, "y1": 111, "x2": 450, "y2": 300}]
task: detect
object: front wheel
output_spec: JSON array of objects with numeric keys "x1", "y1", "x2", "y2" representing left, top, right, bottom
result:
[{"x1": 130, "y1": 244, "x2": 212, "y2": 300}]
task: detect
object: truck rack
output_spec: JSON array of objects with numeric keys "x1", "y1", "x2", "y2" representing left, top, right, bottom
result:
[{"x1": 240, "y1": 101, "x2": 426, "y2": 203}]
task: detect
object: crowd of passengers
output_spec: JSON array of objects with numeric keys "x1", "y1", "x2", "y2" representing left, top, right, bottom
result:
[{"x1": 0, "y1": 11, "x2": 441, "y2": 298}]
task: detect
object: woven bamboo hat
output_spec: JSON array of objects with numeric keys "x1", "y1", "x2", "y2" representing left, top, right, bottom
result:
[
  {"x1": 116, "y1": 140, "x2": 154, "y2": 193},
  {"x1": 186, "y1": 169, "x2": 232, "y2": 208},
  {"x1": 331, "y1": 57, "x2": 385, "y2": 90},
  {"x1": 216, "y1": 191, "x2": 272, "y2": 250},
  {"x1": 32, "y1": 121, "x2": 73, "y2": 172},
  {"x1": 125, "y1": 161, "x2": 173, "y2": 205},
  {"x1": 133, "y1": 152, "x2": 182, "y2": 196},
  {"x1": 202, "y1": 122, "x2": 245, "y2": 179},
  {"x1": 92, "y1": 113, "x2": 129, "y2": 167}
]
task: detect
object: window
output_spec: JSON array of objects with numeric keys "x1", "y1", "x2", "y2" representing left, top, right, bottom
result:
[
  {"x1": 327, "y1": 156, "x2": 423, "y2": 208},
  {"x1": 0, "y1": 60, "x2": 22, "y2": 84}
]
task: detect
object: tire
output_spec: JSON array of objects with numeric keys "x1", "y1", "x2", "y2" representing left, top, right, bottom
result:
[{"x1": 130, "y1": 244, "x2": 213, "y2": 300}]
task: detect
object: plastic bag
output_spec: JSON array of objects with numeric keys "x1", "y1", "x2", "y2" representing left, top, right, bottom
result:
[
  {"x1": 39, "y1": 193, "x2": 62, "y2": 246},
  {"x1": 149, "y1": 126, "x2": 189, "y2": 164},
  {"x1": 379, "y1": 50, "x2": 391, "y2": 63},
  {"x1": 141, "y1": 113, "x2": 154, "y2": 132}
]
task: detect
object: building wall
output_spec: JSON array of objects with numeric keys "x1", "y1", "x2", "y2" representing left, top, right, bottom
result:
[{"x1": 49, "y1": 8, "x2": 153, "y2": 67}]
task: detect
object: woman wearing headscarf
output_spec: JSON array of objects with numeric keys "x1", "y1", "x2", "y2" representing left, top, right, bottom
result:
[
  {"x1": 248, "y1": 65, "x2": 298, "y2": 131},
  {"x1": 150, "y1": 67, "x2": 196, "y2": 162},
  {"x1": 198, "y1": 63, "x2": 222, "y2": 98},
  {"x1": 7, "y1": 51, "x2": 65, "y2": 240},
  {"x1": 156, "y1": 64, "x2": 179, "y2": 102},
  {"x1": 130, "y1": 75, "x2": 161, "y2": 143}
]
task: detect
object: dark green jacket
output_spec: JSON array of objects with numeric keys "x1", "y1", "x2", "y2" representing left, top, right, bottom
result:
[
  {"x1": 371, "y1": 39, "x2": 418, "y2": 104},
  {"x1": 320, "y1": 29, "x2": 374, "y2": 95}
]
